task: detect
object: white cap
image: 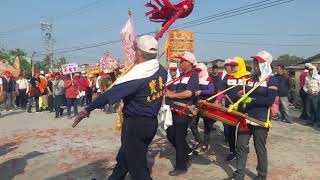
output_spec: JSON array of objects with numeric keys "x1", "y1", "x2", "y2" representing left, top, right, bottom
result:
[
  {"x1": 137, "y1": 35, "x2": 158, "y2": 54},
  {"x1": 168, "y1": 63, "x2": 178, "y2": 70},
  {"x1": 40, "y1": 70, "x2": 45, "y2": 75},
  {"x1": 81, "y1": 71, "x2": 86, "y2": 74},
  {"x1": 89, "y1": 74, "x2": 94, "y2": 78},
  {"x1": 305, "y1": 63, "x2": 312, "y2": 68},
  {"x1": 224, "y1": 58, "x2": 237, "y2": 65},
  {"x1": 178, "y1": 51, "x2": 196, "y2": 64},
  {"x1": 251, "y1": 51, "x2": 273, "y2": 64},
  {"x1": 45, "y1": 74, "x2": 49, "y2": 77}
]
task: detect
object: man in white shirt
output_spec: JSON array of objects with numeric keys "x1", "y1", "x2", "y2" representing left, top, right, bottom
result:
[
  {"x1": 16, "y1": 72, "x2": 29, "y2": 109},
  {"x1": 304, "y1": 65, "x2": 320, "y2": 127}
]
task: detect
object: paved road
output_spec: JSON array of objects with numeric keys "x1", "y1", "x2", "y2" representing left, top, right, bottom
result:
[{"x1": 0, "y1": 108, "x2": 319, "y2": 180}]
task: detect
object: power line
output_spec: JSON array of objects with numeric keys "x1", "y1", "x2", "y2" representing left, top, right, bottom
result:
[
  {"x1": 194, "y1": 32, "x2": 320, "y2": 37},
  {"x1": 196, "y1": 38, "x2": 320, "y2": 47},
  {"x1": 54, "y1": 31, "x2": 156, "y2": 54},
  {"x1": 175, "y1": 0, "x2": 295, "y2": 29},
  {"x1": 60, "y1": 15, "x2": 146, "y2": 42},
  {"x1": 176, "y1": 0, "x2": 275, "y2": 27},
  {"x1": 37, "y1": 0, "x2": 297, "y2": 55}
]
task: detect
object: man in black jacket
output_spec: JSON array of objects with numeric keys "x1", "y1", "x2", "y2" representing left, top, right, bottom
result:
[
  {"x1": 27, "y1": 70, "x2": 41, "y2": 113},
  {"x1": 274, "y1": 65, "x2": 293, "y2": 123}
]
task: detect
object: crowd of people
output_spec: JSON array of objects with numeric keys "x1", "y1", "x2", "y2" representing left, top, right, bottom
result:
[
  {"x1": 70, "y1": 35, "x2": 290, "y2": 180},
  {"x1": 0, "y1": 35, "x2": 315, "y2": 180},
  {"x1": 0, "y1": 69, "x2": 120, "y2": 118}
]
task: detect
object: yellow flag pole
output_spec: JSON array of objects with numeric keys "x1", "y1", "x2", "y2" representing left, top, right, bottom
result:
[{"x1": 228, "y1": 76, "x2": 269, "y2": 112}]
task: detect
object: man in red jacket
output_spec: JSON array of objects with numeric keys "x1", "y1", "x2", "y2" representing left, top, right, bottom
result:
[
  {"x1": 79, "y1": 73, "x2": 89, "y2": 107},
  {"x1": 64, "y1": 74, "x2": 80, "y2": 118}
]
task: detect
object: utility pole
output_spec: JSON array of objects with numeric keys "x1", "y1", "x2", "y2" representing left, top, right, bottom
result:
[
  {"x1": 31, "y1": 51, "x2": 36, "y2": 77},
  {"x1": 40, "y1": 17, "x2": 53, "y2": 72}
]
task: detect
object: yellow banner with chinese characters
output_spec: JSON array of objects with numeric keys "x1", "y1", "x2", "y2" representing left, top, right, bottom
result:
[
  {"x1": 147, "y1": 76, "x2": 165, "y2": 103},
  {"x1": 167, "y1": 30, "x2": 194, "y2": 63}
]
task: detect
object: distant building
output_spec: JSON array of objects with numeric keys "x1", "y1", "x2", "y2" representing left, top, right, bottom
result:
[
  {"x1": 300, "y1": 53, "x2": 320, "y2": 65},
  {"x1": 205, "y1": 59, "x2": 225, "y2": 68}
]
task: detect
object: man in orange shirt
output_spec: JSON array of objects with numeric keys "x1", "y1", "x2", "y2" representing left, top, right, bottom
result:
[{"x1": 38, "y1": 71, "x2": 48, "y2": 111}]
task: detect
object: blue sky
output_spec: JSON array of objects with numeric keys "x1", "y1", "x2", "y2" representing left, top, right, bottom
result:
[{"x1": 0, "y1": 0, "x2": 319, "y2": 64}]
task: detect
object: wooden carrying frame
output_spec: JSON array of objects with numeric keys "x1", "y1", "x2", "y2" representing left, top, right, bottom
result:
[{"x1": 198, "y1": 101, "x2": 267, "y2": 129}]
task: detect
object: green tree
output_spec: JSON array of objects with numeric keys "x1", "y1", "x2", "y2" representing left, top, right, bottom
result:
[
  {"x1": 54, "y1": 57, "x2": 68, "y2": 69},
  {"x1": 0, "y1": 48, "x2": 32, "y2": 76},
  {"x1": 0, "y1": 48, "x2": 7, "y2": 59},
  {"x1": 278, "y1": 54, "x2": 304, "y2": 61},
  {"x1": 34, "y1": 55, "x2": 50, "y2": 72}
]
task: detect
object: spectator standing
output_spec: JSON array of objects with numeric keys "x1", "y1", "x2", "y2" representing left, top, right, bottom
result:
[
  {"x1": 274, "y1": 65, "x2": 293, "y2": 123},
  {"x1": 2, "y1": 71, "x2": 15, "y2": 111},
  {"x1": 28, "y1": 70, "x2": 41, "y2": 113},
  {"x1": 53, "y1": 72, "x2": 65, "y2": 118},
  {"x1": 16, "y1": 72, "x2": 29, "y2": 109},
  {"x1": 79, "y1": 72, "x2": 89, "y2": 107},
  {"x1": 299, "y1": 63, "x2": 311, "y2": 120},
  {"x1": 0, "y1": 77, "x2": 3, "y2": 117},
  {"x1": 304, "y1": 65, "x2": 320, "y2": 127},
  {"x1": 209, "y1": 64, "x2": 223, "y2": 100},
  {"x1": 38, "y1": 72, "x2": 48, "y2": 111},
  {"x1": 86, "y1": 74, "x2": 95, "y2": 105},
  {"x1": 64, "y1": 74, "x2": 80, "y2": 118},
  {"x1": 288, "y1": 71, "x2": 296, "y2": 104},
  {"x1": 47, "y1": 74, "x2": 54, "y2": 112},
  {"x1": 95, "y1": 72, "x2": 103, "y2": 94}
]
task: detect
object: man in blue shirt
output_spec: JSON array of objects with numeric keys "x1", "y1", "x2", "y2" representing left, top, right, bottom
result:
[
  {"x1": 73, "y1": 35, "x2": 167, "y2": 180},
  {"x1": 165, "y1": 51, "x2": 199, "y2": 176}
]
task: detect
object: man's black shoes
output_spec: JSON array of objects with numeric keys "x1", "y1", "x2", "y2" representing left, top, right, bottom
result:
[{"x1": 168, "y1": 169, "x2": 187, "y2": 176}]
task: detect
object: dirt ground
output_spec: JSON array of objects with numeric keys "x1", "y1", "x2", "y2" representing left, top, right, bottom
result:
[{"x1": 0, "y1": 108, "x2": 319, "y2": 180}]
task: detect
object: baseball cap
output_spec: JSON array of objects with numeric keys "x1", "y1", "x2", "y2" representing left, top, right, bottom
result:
[
  {"x1": 137, "y1": 35, "x2": 158, "y2": 54},
  {"x1": 45, "y1": 74, "x2": 49, "y2": 77},
  {"x1": 34, "y1": 69, "x2": 40, "y2": 74},
  {"x1": 168, "y1": 62, "x2": 178, "y2": 71},
  {"x1": 178, "y1": 51, "x2": 196, "y2": 64},
  {"x1": 305, "y1": 63, "x2": 312, "y2": 68},
  {"x1": 251, "y1": 51, "x2": 273, "y2": 64},
  {"x1": 5, "y1": 70, "x2": 12, "y2": 75},
  {"x1": 224, "y1": 58, "x2": 238, "y2": 66},
  {"x1": 40, "y1": 70, "x2": 45, "y2": 75}
]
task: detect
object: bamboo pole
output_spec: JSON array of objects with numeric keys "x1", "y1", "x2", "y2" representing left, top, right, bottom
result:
[
  {"x1": 206, "y1": 78, "x2": 251, "y2": 102},
  {"x1": 228, "y1": 76, "x2": 269, "y2": 113}
]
